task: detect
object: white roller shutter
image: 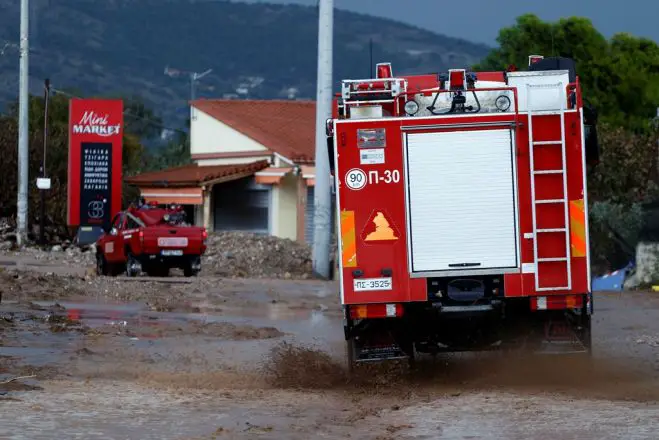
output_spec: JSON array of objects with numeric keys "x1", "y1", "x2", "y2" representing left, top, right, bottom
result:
[
  {"x1": 213, "y1": 177, "x2": 271, "y2": 234},
  {"x1": 405, "y1": 128, "x2": 519, "y2": 274},
  {"x1": 306, "y1": 185, "x2": 336, "y2": 245},
  {"x1": 305, "y1": 186, "x2": 315, "y2": 244}
]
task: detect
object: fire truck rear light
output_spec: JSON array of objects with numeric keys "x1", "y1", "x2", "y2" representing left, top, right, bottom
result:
[
  {"x1": 381, "y1": 268, "x2": 393, "y2": 277},
  {"x1": 532, "y1": 295, "x2": 583, "y2": 311},
  {"x1": 350, "y1": 304, "x2": 403, "y2": 320},
  {"x1": 352, "y1": 269, "x2": 364, "y2": 278},
  {"x1": 537, "y1": 296, "x2": 547, "y2": 310}
]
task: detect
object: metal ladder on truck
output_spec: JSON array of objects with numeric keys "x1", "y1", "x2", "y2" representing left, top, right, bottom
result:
[{"x1": 526, "y1": 83, "x2": 572, "y2": 292}]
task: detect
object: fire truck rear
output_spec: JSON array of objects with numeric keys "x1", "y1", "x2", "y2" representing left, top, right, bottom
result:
[{"x1": 328, "y1": 56, "x2": 600, "y2": 368}]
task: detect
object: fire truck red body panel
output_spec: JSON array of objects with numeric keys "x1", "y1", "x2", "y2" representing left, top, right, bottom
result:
[{"x1": 335, "y1": 109, "x2": 590, "y2": 305}]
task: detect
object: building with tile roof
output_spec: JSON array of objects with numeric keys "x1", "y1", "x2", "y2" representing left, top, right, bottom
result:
[{"x1": 125, "y1": 99, "x2": 332, "y2": 244}]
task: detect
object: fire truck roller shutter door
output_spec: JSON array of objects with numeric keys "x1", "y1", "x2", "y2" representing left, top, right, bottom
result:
[{"x1": 405, "y1": 128, "x2": 519, "y2": 274}]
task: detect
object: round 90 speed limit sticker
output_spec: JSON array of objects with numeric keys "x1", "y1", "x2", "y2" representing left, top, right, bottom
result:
[{"x1": 345, "y1": 168, "x2": 367, "y2": 190}]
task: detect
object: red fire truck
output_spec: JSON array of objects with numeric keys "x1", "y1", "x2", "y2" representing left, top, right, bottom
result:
[{"x1": 328, "y1": 56, "x2": 600, "y2": 368}]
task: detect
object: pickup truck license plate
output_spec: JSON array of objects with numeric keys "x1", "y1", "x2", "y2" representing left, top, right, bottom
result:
[
  {"x1": 158, "y1": 237, "x2": 188, "y2": 247},
  {"x1": 353, "y1": 277, "x2": 393, "y2": 292},
  {"x1": 161, "y1": 249, "x2": 183, "y2": 256}
]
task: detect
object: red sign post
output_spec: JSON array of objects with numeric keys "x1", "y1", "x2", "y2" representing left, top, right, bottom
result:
[{"x1": 67, "y1": 99, "x2": 123, "y2": 231}]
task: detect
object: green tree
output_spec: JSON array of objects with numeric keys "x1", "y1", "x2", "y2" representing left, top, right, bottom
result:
[
  {"x1": 476, "y1": 15, "x2": 659, "y2": 271},
  {"x1": 475, "y1": 14, "x2": 659, "y2": 130},
  {"x1": 122, "y1": 95, "x2": 165, "y2": 141}
]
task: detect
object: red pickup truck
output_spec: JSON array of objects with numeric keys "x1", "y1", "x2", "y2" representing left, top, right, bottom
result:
[{"x1": 95, "y1": 203, "x2": 208, "y2": 277}]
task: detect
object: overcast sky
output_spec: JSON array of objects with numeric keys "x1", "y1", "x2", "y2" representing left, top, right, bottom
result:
[{"x1": 244, "y1": 0, "x2": 658, "y2": 45}]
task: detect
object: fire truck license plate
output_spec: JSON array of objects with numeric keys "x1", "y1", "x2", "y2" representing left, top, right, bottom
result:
[
  {"x1": 353, "y1": 278, "x2": 393, "y2": 292},
  {"x1": 158, "y1": 237, "x2": 188, "y2": 247}
]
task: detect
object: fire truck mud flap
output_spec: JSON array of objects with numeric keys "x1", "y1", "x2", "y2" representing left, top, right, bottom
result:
[
  {"x1": 499, "y1": 308, "x2": 592, "y2": 357},
  {"x1": 533, "y1": 313, "x2": 592, "y2": 356},
  {"x1": 351, "y1": 340, "x2": 409, "y2": 363},
  {"x1": 346, "y1": 319, "x2": 412, "y2": 364}
]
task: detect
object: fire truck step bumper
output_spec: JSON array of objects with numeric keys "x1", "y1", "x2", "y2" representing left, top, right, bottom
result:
[{"x1": 355, "y1": 344, "x2": 409, "y2": 363}]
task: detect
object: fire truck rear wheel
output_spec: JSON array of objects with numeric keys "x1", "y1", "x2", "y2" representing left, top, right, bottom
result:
[
  {"x1": 345, "y1": 339, "x2": 355, "y2": 376},
  {"x1": 581, "y1": 314, "x2": 593, "y2": 357}
]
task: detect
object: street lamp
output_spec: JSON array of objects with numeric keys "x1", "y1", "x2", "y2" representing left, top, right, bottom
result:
[
  {"x1": 164, "y1": 66, "x2": 213, "y2": 101},
  {"x1": 164, "y1": 66, "x2": 213, "y2": 120}
]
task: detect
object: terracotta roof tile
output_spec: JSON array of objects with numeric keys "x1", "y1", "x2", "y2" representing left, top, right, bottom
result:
[
  {"x1": 191, "y1": 99, "x2": 316, "y2": 164},
  {"x1": 125, "y1": 161, "x2": 270, "y2": 187}
]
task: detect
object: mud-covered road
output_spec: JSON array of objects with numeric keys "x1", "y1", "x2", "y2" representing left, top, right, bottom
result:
[{"x1": 1, "y1": 255, "x2": 659, "y2": 439}]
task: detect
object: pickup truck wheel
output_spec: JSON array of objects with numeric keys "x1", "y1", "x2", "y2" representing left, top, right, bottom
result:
[
  {"x1": 125, "y1": 253, "x2": 140, "y2": 277},
  {"x1": 96, "y1": 253, "x2": 109, "y2": 276},
  {"x1": 183, "y1": 257, "x2": 201, "y2": 277}
]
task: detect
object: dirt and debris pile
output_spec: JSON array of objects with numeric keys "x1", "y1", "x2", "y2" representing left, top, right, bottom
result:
[
  {"x1": 0, "y1": 243, "x2": 96, "y2": 268},
  {"x1": 0, "y1": 217, "x2": 75, "y2": 250},
  {"x1": 0, "y1": 269, "x2": 87, "y2": 301},
  {"x1": 0, "y1": 218, "x2": 14, "y2": 251},
  {"x1": 204, "y1": 232, "x2": 313, "y2": 279},
  {"x1": 1, "y1": 230, "x2": 317, "y2": 279}
]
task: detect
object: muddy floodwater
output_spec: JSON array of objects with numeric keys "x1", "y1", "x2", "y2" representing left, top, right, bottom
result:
[{"x1": 1, "y1": 259, "x2": 659, "y2": 439}]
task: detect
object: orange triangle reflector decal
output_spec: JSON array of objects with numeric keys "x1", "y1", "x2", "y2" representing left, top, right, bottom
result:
[{"x1": 361, "y1": 210, "x2": 399, "y2": 243}]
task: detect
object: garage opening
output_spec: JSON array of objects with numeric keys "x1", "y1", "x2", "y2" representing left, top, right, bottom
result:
[{"x1": 213, "y1": 177, "x2": 271, "y2": 233}]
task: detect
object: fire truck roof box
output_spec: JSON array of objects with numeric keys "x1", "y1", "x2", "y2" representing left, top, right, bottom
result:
[{"x1": 529, "y1": 56, "x2": 577, "y2": 82}]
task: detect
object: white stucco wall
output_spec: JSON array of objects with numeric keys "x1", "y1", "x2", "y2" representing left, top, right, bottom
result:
[
  {"x1": 190, "y1": 108, "x2": 268, "y2": 156},
  {"x1": 189, "y1": 106, "x2": 304, "y2": 240},
  {"x1": 270, "y1": 174, "x2": 298, "y2": 240}
]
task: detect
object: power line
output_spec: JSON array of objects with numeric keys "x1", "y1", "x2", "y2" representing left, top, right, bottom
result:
[
  {"x1": 0, "y1": 85, "x2": 188, "y2": 135},
  {"x1": 1, "y1": 41, "x2": 189, "y2": 135}
]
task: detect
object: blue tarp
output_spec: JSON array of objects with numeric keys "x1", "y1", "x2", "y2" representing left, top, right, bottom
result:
[{"x1": 591, "y1": 262, "x2": 635, "y2": 292}]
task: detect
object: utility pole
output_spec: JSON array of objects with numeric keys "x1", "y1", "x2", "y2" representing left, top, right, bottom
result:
[
  {"x1": 17, "y1": 0, "x2": 29, "y2": 246},
  {"x1": 312, "y1": 0, "x2": 333, "y2": 279},
  {"x1": 369, "y1": 38, "x2": 373, "y2": 77},
  {"x1": 190, "y1": 69, "x2": 212, "y2": 102}
]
